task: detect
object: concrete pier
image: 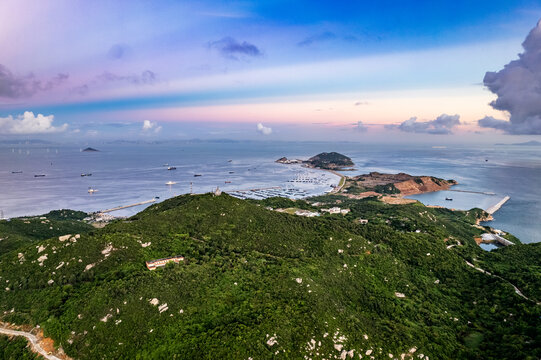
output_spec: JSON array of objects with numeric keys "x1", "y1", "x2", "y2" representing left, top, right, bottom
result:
[
  {"x1": 486, "y1": 195, "x2": 510, "y2": 215},
  {"x1": 447, "y1": 189, "x2": 496, "y2": 195},
  {"x1": 230, "y1": 186, "x2": 282, "y2": 192},
  {"x1": 98, "y1": 199, "x2": 156, "y2": 214}
]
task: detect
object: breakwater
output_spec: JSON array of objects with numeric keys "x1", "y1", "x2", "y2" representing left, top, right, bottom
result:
[{"x1": 486, "y1": 196, "x2": 510, "y2": 215}]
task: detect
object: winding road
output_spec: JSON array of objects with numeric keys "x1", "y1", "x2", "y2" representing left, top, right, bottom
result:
[
  {"x1": 0, "y1": 326, "x2": 61, "y2": 360},
  {"x1": 464, "y1": 260, "x2": 540, "y2": 305}
]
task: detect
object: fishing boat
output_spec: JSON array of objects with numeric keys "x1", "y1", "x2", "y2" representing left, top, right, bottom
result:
[
  {"x1": 167, "y1": 166, "x2": 176, "y2": 170},
  {"x1": 194, "y1": 174, "x2": 202, "y2": 177},
  {"x1": 445, "y1": 197, "x2": 453, "y2": 201},
  {"x1": 11, "y1": 171, "x2": 22, "y2": 174},
  {"x1": 81, "y1": 173, "x2": 92, "y2": 177},
  {"x1": 34, "y1": 174, "x2": 46, "y2": 177}
]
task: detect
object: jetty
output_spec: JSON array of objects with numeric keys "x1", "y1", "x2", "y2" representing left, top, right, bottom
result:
[
  {"x1": 98, "y1": 199, "x2": 157, "y2": 214},
  {"x1": 447, "y1": 189, "x2": 496, "y2": 195},
  {"x1": 486, "y1": 195, "x2": 510, "y2": 215},
  {"x1": 230, "y1": 186, "x2": 281, "y2": 192}
]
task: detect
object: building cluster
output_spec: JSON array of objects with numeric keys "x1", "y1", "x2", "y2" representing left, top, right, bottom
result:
[
  {"x1": 321, "y1": 207, "x2": 350, "y2": 215},
  {"x1": 294, "y1": 210, "x2": 320, "y2": 217},
  {"x1": 146, "y1": 256, "x2": 185, "y2": 270}
]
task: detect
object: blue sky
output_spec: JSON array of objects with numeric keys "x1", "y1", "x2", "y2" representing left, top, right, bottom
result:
[{"x1": 0, "y1": 0, "x2": 540, "y2": 142}]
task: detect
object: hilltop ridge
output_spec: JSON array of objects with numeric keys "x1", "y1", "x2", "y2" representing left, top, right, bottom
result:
[{"x1": 0, "y1": 193, "x2": 539, "y2": 359}]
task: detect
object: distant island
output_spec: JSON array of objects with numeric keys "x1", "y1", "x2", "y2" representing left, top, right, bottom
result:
[
  {"x1": 82, "y1": 147, "x2": 99, "y2": 152},
  {"x1": 276, "y1": 151, "x2": 354, "y2": 170},
  {"x1": 496, "y1": 140, "x2": 541, "y2": 146}
]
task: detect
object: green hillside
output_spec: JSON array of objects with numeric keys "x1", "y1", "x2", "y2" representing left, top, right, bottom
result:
[
  {"x1": 305, "y1": 152, "x2": 354, "y2": 169},
  {"x1": 0, "y1": 194, "x2": 539, "y2": 359}
]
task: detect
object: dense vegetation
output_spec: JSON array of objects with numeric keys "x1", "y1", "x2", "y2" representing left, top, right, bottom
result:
[
  {"x1": 305, "y1": 152, "x2": 354, "y2": 169},
  {"x1": 0, "y1": 194, "x2": 539, "y2": 359},
  {"x1": 0, "y1": 335, "x2": 41, "y2": 359},
  {"x1": 0, "y1": 210, "x2": 92, "y2": 254}
]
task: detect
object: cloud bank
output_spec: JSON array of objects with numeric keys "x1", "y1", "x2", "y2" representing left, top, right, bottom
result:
[
  {"x1": 0, "y1": 65, "x2": 68, "y2": 99},
  {"x1": 256, "y1": 123, "x2": 272, "y2": 135},
  {"x1": 98, "y1": 70, "x2": 157, "y2": 85},
  {"x1": 0, "y1": 112, "x2": 68, "y2": 134},
  {"x1": 386, "y1": 114, "x2": 460, "y2": 134},
  {"x1": 356, "y1": 121, "x2": 367, "y2": 132},
  {"x1": 142, "y1": 120, "x2": 162, "y2": 133},
  {"x1": 297, "y1": 32, "x2": 337, "y2": 47},
  {"x1": 480, "y1": 20, "x2": 541, "y2": 134},
  {"x1": 108, "y1": 43, "x2": 130, "y2": 60},
  {"x1": 210, "y1": 37, "x2": 262, "y2": 59}
]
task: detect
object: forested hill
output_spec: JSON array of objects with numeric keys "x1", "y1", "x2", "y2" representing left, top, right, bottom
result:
[
  {"x1": 305, "y1": 152, "x2": 354, "y2": 169},
  {"x1": 0, "y1": 194, "x2": 539, "y2": 359}
]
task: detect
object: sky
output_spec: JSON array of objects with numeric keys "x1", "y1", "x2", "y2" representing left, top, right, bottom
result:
[{"x1": 1, "y1": 0, "x2": 541, "y2": 143}]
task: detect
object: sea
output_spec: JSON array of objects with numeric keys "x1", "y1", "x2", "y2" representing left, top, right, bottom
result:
[{"x1": 0, "y1": 141, "x2": 539, "y2": 244}]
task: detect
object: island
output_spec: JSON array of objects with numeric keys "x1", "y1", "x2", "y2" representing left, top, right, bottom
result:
[
  {"x1": 276, "y1": 151, "x2": 354, "y2": 170},
  {"x1": 82, "y1": 147, "x2": 99, "y2": 152},
  {"x1": 277, "y1": 153, "x2": 456, "y2": 200},
  {"x1": 0, "y1": 192, "x2": 539, "y2": 360}
]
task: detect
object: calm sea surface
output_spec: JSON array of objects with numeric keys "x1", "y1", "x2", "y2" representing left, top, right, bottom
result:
[{"x1": 0, "y1": 141, "x2": 539, "y2": 243}]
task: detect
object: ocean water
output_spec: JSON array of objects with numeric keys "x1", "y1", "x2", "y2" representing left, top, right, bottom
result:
[{"x1": 0, "y1": 141, "x2": 539, "y2": 243}]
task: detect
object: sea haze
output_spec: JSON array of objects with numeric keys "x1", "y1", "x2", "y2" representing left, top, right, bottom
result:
[{"x1": 0, "y1": 141, "x2": 539, "y2": 243}]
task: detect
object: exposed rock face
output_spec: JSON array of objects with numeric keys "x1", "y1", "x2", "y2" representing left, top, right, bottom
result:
[
  {"x1": 344, "y1": 172, "x2": 456, "y2": 196},
  {"x1": 393, "y1": 176, "x2": 455, "y2": 195}
]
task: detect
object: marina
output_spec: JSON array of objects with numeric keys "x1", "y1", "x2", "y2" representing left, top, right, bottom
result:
[{"x1": 228, "y1": 171, "x2": 338, "y2": 200}]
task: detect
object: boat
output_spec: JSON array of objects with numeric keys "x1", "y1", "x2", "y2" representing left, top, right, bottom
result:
[
  {"x1": 88, "y1": 187, "x2": 98, "y2": 193},
  {"x1": 194, "y1": 174, "x2": 202, "y2": 177},
  {"x1": 167, "y1": 166, "x2": 176, "y2": 170},
  {"x1": 228, "y1": 160, "x2": 232, "y2": 163},
  {"x1": 445, "y1": 197, "x2": 453, "y2": 201},
  {"x1": 165, "y1": 181, "x2": 177, "y2": 185},
  {"x1": 229, "y1": 171, "x2": 234, "y2": 174},
  {"x1": 225, "y1": 181, "x2": 231, "y2": 184},
  {"x1": 11, "y1": 171, "x2": 22, "y2": 174},
  {"x1": 81, "y1": 173, "x2": 92, "y2": 177},
  {"x1": 34, "y1": 174, "x2": 46, "y2": 177},
  {"x1": 163, "y1": 163, "x2": 169, "y2": 166}
]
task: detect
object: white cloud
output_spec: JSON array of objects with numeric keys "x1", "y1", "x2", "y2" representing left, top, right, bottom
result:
[
  {"x1": 256, "y1": 122, "x2": 272, "y2": 135},
  {"x1": 142, "y1": 120, "x2": 162, "y2": 133},
  {"x1": 481, "y1": 20, "x2": 541, "y2": 134},
  {"x1": 0, "y1": 111, "x2": 67, "y2": 134},
  {"x1": 386, "y1": 114, "x2": 460, "y2": 135}
]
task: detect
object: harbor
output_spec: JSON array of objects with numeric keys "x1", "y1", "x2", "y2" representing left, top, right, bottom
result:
[{"x1": 228, "y1": 171, "x2": 340, "y2": 200}]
